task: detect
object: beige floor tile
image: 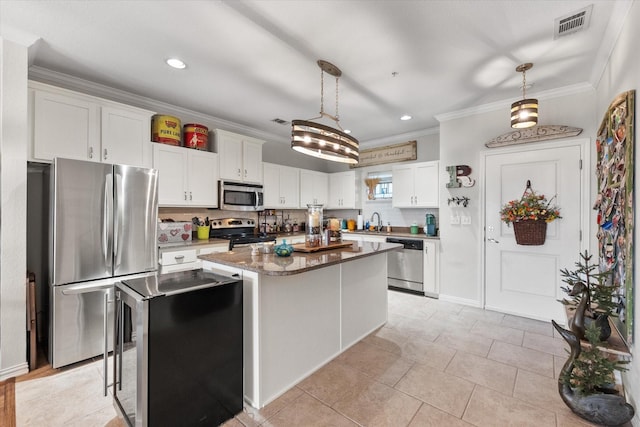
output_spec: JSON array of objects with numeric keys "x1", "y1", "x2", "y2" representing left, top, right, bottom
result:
[
  {"x1": 488, "y1": 340, "x2": 555, "y2": 378},
  {"x1": 555, "y1": 354, "x2": 568, "y2": 379},
  {"x1": 362, "y1": 326, "x2": 411, "y2": 354},
  {"x1": 387, "y1": 312, "x2": 438, "y2": 337},
  {"x1": 395, "y1": 363, "x2": 475, "y2": 418},
  {"x1": 65, "y1": 404, "x2": 122, "y2": 427},
  {"x1": 336, "y1": 341, "x2": 414, "y2": 386},
  {"x1": 332, "y1": 379, "x2": 422, "y2": 427},
  {"x1": 471, "y1": 320, "x2": 524, "y2": 345},
  {"x1": 556, "y1": 411, "x2": 606, "y2": 427},
  {"x1": 502, "y1": 314, "x2": 554, "y2": 336},
  {"x1": 398, "y1": 336, "x2": 457, "y2": 371},
  {"x1": 297, "y1": 360, "x2": 372, "y2": 406},
  {"x1": 434, "y1": 330, "x2": 494, "y2": 357},
  {"x1": 463, "y1": 385, "x2": 557, "y2": 427},
  {"x1": 458, "y1": 306, "x2": 506, "y2": 325},
  {"x1": 513, "y1": 369, "x2": 569, "y2": 414},
  {"x1": 237, "y1": 386, "x2": 304, "y2": 426},
  {"x1": 408, "y1": 403, "x2": 474, "y2": 427},
  {"x1": 523, "y1": 331, "x2": 569, "y2": 357},
  {"x1": 221, "y1": 417, "x2": 246, "y2": 427},
  {"x1": 445, "y1": 351, "x2": 517, "y2": 393},
  {"x1": 263, "y1": 392, "x2": 357, "y2": 427}
]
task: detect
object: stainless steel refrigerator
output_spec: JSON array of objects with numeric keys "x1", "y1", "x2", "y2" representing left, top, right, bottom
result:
[{"x1": 49, "y1": 157, "x2": 158, "y2": 369}]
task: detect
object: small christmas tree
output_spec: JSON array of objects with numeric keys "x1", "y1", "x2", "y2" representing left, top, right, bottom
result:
[{"x1": 561, "y1": 322, "x2": 628, "y2": 395}]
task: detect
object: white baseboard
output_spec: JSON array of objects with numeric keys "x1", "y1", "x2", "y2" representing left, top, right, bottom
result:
[
  {"x1": 438, "y1": 294, "x2": 482, "y2": 308},
  {"x1": 0, "y1": 362, "x2": 29, "y2": 381}
]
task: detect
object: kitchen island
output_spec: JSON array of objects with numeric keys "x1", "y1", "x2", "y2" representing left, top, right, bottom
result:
[{"x1": 199, "y1": 241, "x2": 401, "y2": 408}]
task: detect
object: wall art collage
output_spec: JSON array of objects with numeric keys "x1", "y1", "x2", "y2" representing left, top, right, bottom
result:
[{"x1": 594, "y1": 90, "x2": 635, "y2": 345}]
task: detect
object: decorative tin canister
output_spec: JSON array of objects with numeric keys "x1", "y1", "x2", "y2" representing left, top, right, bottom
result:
[
  {"x1": 151, "y1": 114, "x2": 181, "y2": 146},
  {"x1": 183, "y1": 123, "x2": 209, "y2": 150}
]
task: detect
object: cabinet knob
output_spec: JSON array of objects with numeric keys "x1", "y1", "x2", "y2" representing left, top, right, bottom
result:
[
  {"x1": 88, "y1": 147, "x2": 93, "y2": 159},
  {"x1": 190, "y1": 192, "x2": 193, "y2": 201},
  {"x1": 103, "y1": 148, "x2": 108, "y2": 160},
  {"x1": 184, "y1": 191, "x2": 188, "y2": 200}
]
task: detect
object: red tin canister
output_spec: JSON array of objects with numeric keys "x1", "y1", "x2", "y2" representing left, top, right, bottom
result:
[{"x1": 183, "y1": 123, "x2": 209, "y2": 150}]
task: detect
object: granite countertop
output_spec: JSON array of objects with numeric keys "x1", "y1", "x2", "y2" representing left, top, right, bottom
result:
[{"x1": 199, "y1": 241, "x2": 402, "y2": 276}]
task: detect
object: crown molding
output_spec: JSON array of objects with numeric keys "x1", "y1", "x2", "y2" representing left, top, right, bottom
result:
[
  {"x1": 28, "y1": 66, "x2": 286, "y2": 143},
  {"x1": 435, "y1": 82, "x2": 595, "y2": 123}
]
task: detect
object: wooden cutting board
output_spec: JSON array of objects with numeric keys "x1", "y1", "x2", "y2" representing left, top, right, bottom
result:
[{"x1": 292, "y1": 241, "x2": 354, "y2": 253}]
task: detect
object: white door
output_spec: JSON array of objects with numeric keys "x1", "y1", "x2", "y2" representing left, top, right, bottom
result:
[{"x1": 484, "y1": 143, "x2": 584, "y2": 321}]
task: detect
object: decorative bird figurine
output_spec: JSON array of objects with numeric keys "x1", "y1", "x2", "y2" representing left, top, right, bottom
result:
[
  {"x1": 552, "y1": 320, "x2": 634, "y2": 426},
  {"x1": 567, "y1": 281, "x2": 611, "y2": 342}
]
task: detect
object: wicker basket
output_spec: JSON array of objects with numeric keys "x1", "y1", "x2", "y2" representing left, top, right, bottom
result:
[{"x1": 513, "y1": 220, "x2": 547, "y2": 245}]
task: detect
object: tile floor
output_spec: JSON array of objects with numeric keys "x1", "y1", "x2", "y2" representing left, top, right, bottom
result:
[{"x1": 16, "y1": 291, "x2": 612, "y2": 426}]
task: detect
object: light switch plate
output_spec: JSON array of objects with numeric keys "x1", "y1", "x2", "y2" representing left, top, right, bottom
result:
[
  {"x1": 461, "y1": 215, "x2": 471, "y2": 225},
  {"x1": 450, "y1": 215, "x2": 460, "y2": 225}
]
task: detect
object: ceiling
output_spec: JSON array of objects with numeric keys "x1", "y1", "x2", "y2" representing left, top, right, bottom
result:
[{"x1": 0, "y1": 0, "x2": 633, "y2": 146}]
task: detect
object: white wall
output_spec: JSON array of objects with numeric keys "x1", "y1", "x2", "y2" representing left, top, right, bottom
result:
[
  {"x1": 438, "y1": 90, "x2": 597, "y2": 305},
  {"x1": 0, "y1": 37, "x2": 29, "y2": 379},
  {"x1": 595, "y1": 0, "x2": 640, "y2": 422}
]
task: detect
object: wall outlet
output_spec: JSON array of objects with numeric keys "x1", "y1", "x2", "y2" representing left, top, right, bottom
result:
[
  {"x1": 450, "y1": 215, "x2": 460, "y2": 225},
  {"x1": 461, "y1": 215, "x2": 471, "y2": 225}
]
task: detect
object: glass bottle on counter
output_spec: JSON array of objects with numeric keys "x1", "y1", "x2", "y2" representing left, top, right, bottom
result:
[{"x1": 306, "y1": 204, "x2": 323, "y2": 247}]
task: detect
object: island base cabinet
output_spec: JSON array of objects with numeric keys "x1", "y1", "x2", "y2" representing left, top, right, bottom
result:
[{"x1": 202, "y1": 251, "x2": 389, "y2": 409}]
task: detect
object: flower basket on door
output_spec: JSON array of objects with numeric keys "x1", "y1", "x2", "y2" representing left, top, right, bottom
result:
[
  {"x1": 500, "y1": 180, "x2": 561, "y2": 246},
  {"x1": 513, "y1": 219, "x2": 547, "y2": 245}
]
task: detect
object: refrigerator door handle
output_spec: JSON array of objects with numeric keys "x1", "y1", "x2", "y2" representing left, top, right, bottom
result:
[
  {"x1": 61, "y1": 282, "x2": 114, "y2": 295},
  {"x1": 103, "y1": 292, "x2": 110, "y2": 396},
  {"x1": 113, "y1": 172, "x2": 122, "y2": 268},
  {"x1": 105, "y1": 175, "x2": 114, "y2": 270}
]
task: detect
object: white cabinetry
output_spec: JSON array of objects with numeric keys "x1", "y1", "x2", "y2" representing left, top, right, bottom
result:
[
  {"x1": 216, "y1": 129, "x2": 264, "y2": 184},
  {"x1": 153, "y1": 144, "x2": 219, "y2": 207},
  {"x1": 423, "y1": 240, "x2": 440, "y2": 298},
  {"x1": 30, "y1": 82, "x2": 153, "y2": 167},
  {"x1": 392, "y1": 161, "x2": 439, "y2": 208},
  {"x1": 263, "y1": 163, "x2": 300, "y2": 208},
  {"x1": 159, "y1": 243, "x2": 228, "y2": 274},
  {"x1": 328, "y1": 171, "x2": 356, "y2": 208},
  {"x1": 299, "y1": 169, "x2": 328, "y2": 207}
]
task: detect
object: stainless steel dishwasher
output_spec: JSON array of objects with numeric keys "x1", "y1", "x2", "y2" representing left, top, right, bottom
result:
[{"x1": 386, "y1": 237, "x2": 424, "y2": 294}]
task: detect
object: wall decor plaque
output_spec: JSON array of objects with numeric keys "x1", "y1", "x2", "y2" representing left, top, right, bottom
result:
[
  {"x1": 351, "y1": 140, "x2": 417, "y2": 168},
  {"x1": 485, "y1": 125, "x2": 583, "y2": 148}
]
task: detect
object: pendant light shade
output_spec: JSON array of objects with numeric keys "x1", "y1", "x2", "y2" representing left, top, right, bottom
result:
[
  {"x1": 291, "y1": 60, "x2": 359, "y2": 164},
  {"x1": 511, "y1": 63, "x2": 538, "y2": 129}
]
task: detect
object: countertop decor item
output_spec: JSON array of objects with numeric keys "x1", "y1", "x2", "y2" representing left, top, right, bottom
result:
[
  {"x1": 291, "y1": 60, "x2": 359, "y2": 164},
  {"x1": 510, "y1": 63, "x2": 538, "y2": 129},
  {"x1": 274, "y1": 239, "x2": 294, "y2": 257},
  {"x1": 500, "y1": 180, "x2": 561, "y2": 245}
]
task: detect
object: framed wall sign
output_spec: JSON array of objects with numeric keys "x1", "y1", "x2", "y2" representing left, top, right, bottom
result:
[{"x1": 351, "y1": 140, "x2": 417, "y2": 168}]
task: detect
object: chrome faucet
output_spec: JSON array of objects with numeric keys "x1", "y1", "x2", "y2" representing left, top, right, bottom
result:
[{"x1": 371, "y1": 212, "x2": 382, "y2": 232}]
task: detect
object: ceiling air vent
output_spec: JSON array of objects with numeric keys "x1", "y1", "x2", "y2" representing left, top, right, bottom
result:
[
  {"x1": 271, "y1": 118, "x2": 289, "y2": 125},
  {"x1": 554, "y1": 5, "x2": 593, "y2": 39}
]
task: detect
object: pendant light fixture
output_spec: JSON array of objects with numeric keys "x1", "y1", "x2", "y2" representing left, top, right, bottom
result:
[
  {"x1": 510, "y1": 63, "x2": 538, "y2": 129},
  {"x1": 291, "y1": 60, "x2": 359, "y2": 164}
]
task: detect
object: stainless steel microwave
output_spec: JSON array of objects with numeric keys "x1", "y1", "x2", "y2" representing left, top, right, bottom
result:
[{"x1": 219, "y1": 181, "x2": 264, "y2": 211}]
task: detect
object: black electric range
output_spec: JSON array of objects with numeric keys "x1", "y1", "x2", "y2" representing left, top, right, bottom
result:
[{"x1": 209, "y1": 217, "x2": 276, "y2": 250}]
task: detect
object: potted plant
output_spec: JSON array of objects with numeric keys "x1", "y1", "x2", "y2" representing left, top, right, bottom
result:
[
  {"x1": 499, "y1": 181, "x2": 561, "y2": 245},
  {"x1": 559, "y1": 251, "x2": 619, "y2": 342},
  {"x1": 552, "y1": 320, "x2": 634, "y2": 425}
]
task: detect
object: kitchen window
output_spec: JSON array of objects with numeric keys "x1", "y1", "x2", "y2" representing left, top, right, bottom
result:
[{"x1": 367, "y1": 171, "x2": 392, "y2": 199}]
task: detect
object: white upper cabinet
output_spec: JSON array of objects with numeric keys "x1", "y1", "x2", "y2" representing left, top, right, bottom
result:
[
  {"x1": 216, "y1": 129, "x2": 264, "y2": 184},
  {"x1": 328, "y1": 171, "x2": 356, "y2": 209},
  {"x1": 30, "y1": 82, "x2": 154, "y2": 167},
  {"x1": 263, "y1": 163, "x2": 300, "y2": 208},
  {"x1": 153, "y1": 144, "x2": 218, "y2": 207},
  {"x1": 299, "y1": 169, "x2": 328, "y2": 207},
  {"x1": 392, "y1": 161, "x2": 439, "y2": 208}
]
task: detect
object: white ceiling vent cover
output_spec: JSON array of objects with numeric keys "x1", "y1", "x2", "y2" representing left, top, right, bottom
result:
[{"x1": 554, "y1": 5, "x2": 593, "y2": 39}]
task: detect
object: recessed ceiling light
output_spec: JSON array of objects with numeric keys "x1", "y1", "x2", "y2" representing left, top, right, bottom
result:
[
  {"x1": 344, "y1": 129, "x2": 352, "y2": 134},
  {"x1": 166, "y1": 58, "x2": 186, "y2": 69},
  {"x1": 400, "y1": 115, "x2": 412, "y2": 121}
]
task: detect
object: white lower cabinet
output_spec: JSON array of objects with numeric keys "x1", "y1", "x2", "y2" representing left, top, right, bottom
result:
[
  {"x1": 153, "y1": 144, "x2": 219, "y2": 207},
  {"x1": 159, "y1": 243, "x2": 228, "y2": 273},
  {"x1": 423, "y1": 240, "x2": 440, "y2": 297}
]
